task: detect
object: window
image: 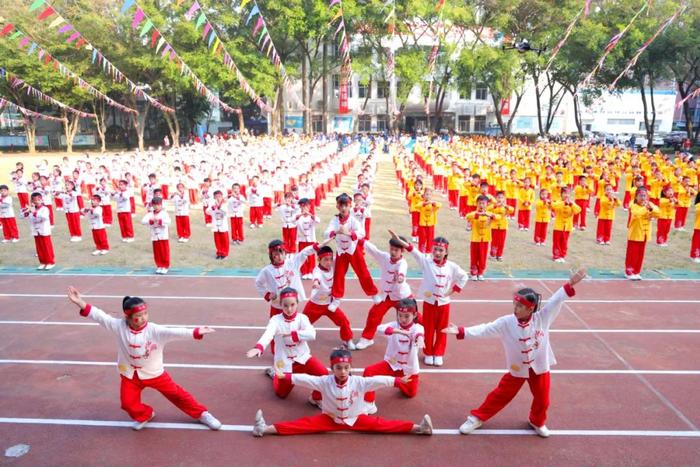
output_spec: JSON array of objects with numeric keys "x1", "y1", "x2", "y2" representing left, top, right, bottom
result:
[
  {"x1": 475, "y1": 84, "x2": 488, "y2": 100},
  {"x1": 312, "y1": 115, "x2": 323, "y2": 133},
  {"x1": 458, "y1": 115, "x2": 471, "y2": 132},
  {"x1": 358, "y1": 81, "x2": 369, "y2": 99},
  {"x1": 358, "y1": 115, "x2": 372, "y2": 132},
  {"x1": 376, "y1": 80, "x2": 389, "y2": 99},
  {"x1": 639, "y1": 121, "x2": 660, "y2": 131},
  {"x1": 474, "y1": 116, "x2": 486, "y2": 132},
  {"x1": 607, "y1": 118, "x2": 635, "y2": 125},
  {"x1": 377, "y1": 115, "x2": 388, "y2": 132},
  {"x1": 332, "y1": 74, "x2": 351, "y2": 97}
]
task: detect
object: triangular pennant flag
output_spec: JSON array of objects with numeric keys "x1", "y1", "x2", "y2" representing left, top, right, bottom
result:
[
  {"x1": 92, "y1": 49, "x2": 98, "y2": 63},
  {"x1": 27, "y1": 43, "x2": 38, "y2": 55},
  {"x1": 120, "y1": 0, "x2": 136, "y2": 14},
  {"x1": 208, "y1": 29, "x2": 216, "y2": 47},
  {"x1": 195, "y1": 12, "x2": 206, "y2": 29},
  {"x1": 202, "y1": 22, "x2": 212, "y2": 39},
  {"x1": 75, "y1": 38, "x2": 86, "y2": 49},
  {"x1": 0, "y1": 24, "x2": 13, "y2": 36},
  {"x1": 161, "y1": 44, "x2": 170, "y2": 58},
  {"x1": 48, "y1": 17, "x2": 64, "y2": 29},
  {"x1": 66, "y1": 32, "x2": 80, "y2": 44},
  {"x1": 131, "y1": 8, "x2": 145, "y2": 30},
  {"x1": 240, "y1": 0, "x2": 252, "y2": 8},
  {"x1": 257, "y1": 26, "x2": 267, "y2": 44},
  {"x1": 211, "y1": 38, "x2": 220, "y2": 55},
  {"x1": 246, "y1": 5, "x2": 260, "y2": 25},
  {"x1": 19, "y1": 37, "x2": 30, "y2": 48},
  {"x1": 140, "y1": 19, "x2": 153, "y2": 37},
  {"x1": 155, "y1": 36, "x2": 166, "y2": 53},
  {"x1": 150, "y1": 29, "x2": 160, "y2": 48},
  {"x1": 29, "y1": 0, "x2": 45, "y2": 13},
  {"x1": 185, "y1": 1, "x2": 201, "y2": 21},
  {"x1": 329, "y1": 0, "x2": 340, "y2": 7},
  {"x1": 37, "y1": 6, "x2": 56, "y2": 21},
  {"x1": 10, "y1": 30, "x2": 23, "y2": 40},
  {"x1": 331, "y1": 9, "x2": 342, "y2": 22},
  {"x1": 252, "y1": 16, "x2": 264, "y2": 36},
  {"x1": 58, "y1": 24, "x2": 73, "y2": 33}
]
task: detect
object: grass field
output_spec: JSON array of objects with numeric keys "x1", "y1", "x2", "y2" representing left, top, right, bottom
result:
[{"x1": 0, "y1": 150, "x2": 697, "y2": 274}]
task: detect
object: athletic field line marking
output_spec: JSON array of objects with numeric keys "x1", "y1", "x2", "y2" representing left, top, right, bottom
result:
[
  {"x1": 0, "y1": 417, "x2": 699, "y2": 437},
  {"x1": 1, "y1": 320, "x2": 699, "y2": 334},
  {"x1": 0, "y1": 359, "x2": 698, "y2": 375},
  {"x1": 1, "y1": 293, "x2": 698, "y2": 304},
  {"x1": 1, "y1": 272, "x2": 699, "y2": 281},
  {"x1": 538, "y1": 280, "x2": 699, "y2": 432}
]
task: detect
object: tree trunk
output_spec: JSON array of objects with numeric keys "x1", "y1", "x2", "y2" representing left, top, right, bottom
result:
[
  {"x1": 647, "y1": 76, "x2": 657, "y2": 150},
  {"x1": 278, "y1": 84, "x2": 285, "y2": 134},
  {"x1": 24, "y1": 119, "x2": 37, "y2": 154},
  {"x1": 163, "y1": 110, "x2": 180, "y2": 149},
  {"x1": 639, "y1": 76, "x2": 654, "y2": 150},
  {"x1": 534, "y1": 71, "x2": 544, "y2": 136},
  {"x1": 301, "y1": 42, "x2": 309, "y2": 134},
  {"x1": 92, "y1": 100, "x2": 107, "y2": 153},
  {"x1": 491, "y1": 92, "x2": 507, "y2": 136},
  {"x1": 237, "y1": 111, "x2": 245, "y2": 133},
  {"x1": 677, "y1": 80, "x2": 694, "y2": 140},
  {"x1": 62, "y1": 111, "x2": 80, "y2": 154},
  {"x1": 506, "y1": 91, "x2": 524, "y2": 135},
  {"x1": 322, "y1": 42, "x2": 328, "y2": 134},
  {"x1": 136, "y1": 104, "x2": 150, "y2": 152}
]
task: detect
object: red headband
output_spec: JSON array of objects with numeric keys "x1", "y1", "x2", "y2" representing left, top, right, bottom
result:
[
  {"x1": 318, "y1": 250, "x2": 334, "y2": 259},
  {"x1": 279, "y1": 290, "x2": 298, "y2": 300},
  {"x1": 433, "y1": 241, "x2": 449, "y2": 248},
  {"x1": 331, "y1": 356, "x2": 352, "y2": 365},
  {"x1": 397, "y1": 305, "x2": 417, "y2": 314},
  {"x1": 513, "y1": 294, "x2": 536, "y2": 309},
  {"x1": 124, "y1": 303, "x2": 147, "y2": 316}
]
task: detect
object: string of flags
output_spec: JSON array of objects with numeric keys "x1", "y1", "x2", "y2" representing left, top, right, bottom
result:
[
  {"x1": 425, "y1": 0, "x2": 447, "y2": 116},
  {"x1": 0, "y1": 97, "x2": 67, "y2": 122},
  {"x1": 0, "y1": 67, "x2": 96, "y2": 118},
  {"x1": 182, "y1": 1, "x2": 272, "y2": 113},
  {"x1": 121, "y1": 1, "x2": 241, "y2": 114},
  {"x1": 0, "y1": 21, "x2": 139, "y2": 115},
  {"x1": 329, "y1": 0, "x2": 352, "y2": 78},
  {"x1": 545, "y1": 2, "x2": 588, "y2": 73}
]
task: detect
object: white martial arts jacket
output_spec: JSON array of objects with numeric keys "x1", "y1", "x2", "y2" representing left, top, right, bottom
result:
[
  {"x1": 377, "y1": 321, "x2": 424, "y2": 376},
  {"x1": 255, "y1": 312, "x2": 316, "y2": 373}
]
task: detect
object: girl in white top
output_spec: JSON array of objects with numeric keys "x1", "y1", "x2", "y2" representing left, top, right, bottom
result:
[
  {"x1": 170, "y1": 183, "x2": 191, "y2": 242},
  {"x1": 66, "y1": 287, "x2": 221, "y2": 431},
  {"x1": 444, "y1": 267, "x2": 587, "y2": 438},
  {"x1": 141, "y1": 197, "x2": 171, "y2": 274}
]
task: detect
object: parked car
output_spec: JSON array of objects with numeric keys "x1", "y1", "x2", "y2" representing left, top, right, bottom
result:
[{"x1": 663, "y1": 131, "x2": 686, "y2": 149}]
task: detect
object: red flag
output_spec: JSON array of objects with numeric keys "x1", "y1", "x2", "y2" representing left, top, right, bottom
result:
[
  {"x1": 150, "y1": 29, "x2": 160, "y2": 48},
  {"x1": 0, "y1": 24, "x2": 14, "y2": 36},
  {"x1": 37, "y1": 6, "x2": 55, "y2": 21}
]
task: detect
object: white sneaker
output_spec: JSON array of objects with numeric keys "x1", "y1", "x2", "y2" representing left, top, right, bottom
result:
[
  {"x1": 122, "y1": 238, "x2": 127, "y2": 242},
  {"x1": 419, "y1": 414, "x2": 433, "y2": 435},
  {"x1": 459, "y1": 415, "x2": 482, "y2": 434},
  {"x1": 1, "y1": 239, "x2": 7, "y2": 243},
  {"x1": 91, "y1": 250, "x2": 100, "y2": 256},
  {"x1": 632, "y1": 274, "x2": 642, "y2": 281},
  {"x1": 181, "y1": 238, "x2": 189, "y2": 243},
  {"x1": 372, "y1": 294, "x2": 383, "y2": 305},
  {"x1": 307, "y1": 396, "x2": 322, "y2": 409},
  {"x1": 355, "y1": 338, "x2": 374, "y2": 350},
  {"x1": 327, "y1": 299, "x2": 340, "y2": 312},
  {"x1": 199, "y1": 411, "x2": 222, "y2": 430},
  {"x1": 424, "y1": 356, "x2": 434, "y2": 366},
  {"x1": 126, "y1": 238, "x2": 135, "y2": 243},
  {"x1": 44, "y1": 264, "x2": 55, "y2": 270},
  {"x1": 70, "y1": 237, "x2": 82, "y2": 242},
  {"x1": 160, "y1": 268, "x2": 168, "y2": 274},
  {"x1": 365, "y1": 401, "x2": 378, "y2": 415},
  {"x1": 37, "y1": 264, "x2": 46, "y2": 270},
  {"x1": 529, "y1": 421, "x2": 551, "y2": 438},
  {"x1": 693, "y1": 258, "x2": 700, "y2": 264},
  {"x1": 477, "y1": 275, "x2": 484, "y2": 281},
  {"x1": 344, "y1": 340, "x2": 357, "y2": 350},
  {"x1": 155, "y1": 268, "x2": 163, "y2": 274},
  {"x1": 253, "y1": 409, "x2": 266, "y2": 437},
  {"x1": 100, "y1": 250, "x2": 109, "y2": 255},
  {"x1": 470, "y1": 275, "x2": 477, "y2": 281},
  {"x1": 11, "y1": 238, "x2": 19, "y2": 243},
  {"x1": 433, "y1": 356, "x2": 444, "y2": 366},
  {"x1": 133, "y1": 411, "x2": 155, "y2": 431}
]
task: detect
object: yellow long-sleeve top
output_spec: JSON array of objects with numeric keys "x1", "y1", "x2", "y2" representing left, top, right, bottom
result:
[
  {"x1": 535, "y1": 199, "x2": 552, "y2": 223},
  {"x1": 466, "y1": 211, "x2": 499, "y2": 242},
  {"x1": 677, "y1": 185, "x2": 696, "y2": 208},
  {"x1": 466, "y1": 185, "x2": 481, "y2": 207},
  {"x1": 459, "y1": 180, "x2": 471, "y2": 197},
  {"x1": 447, "y1": 173, "x2": 463, "y2": 191},
  {"x1": 419, "y1": 201, "x2": 441, "y2": 226},
  {"x1": 517, "y1": 187, "x2": 535, "y2": 211},
  {"x1": 658, "y1": 197, "x2": 676, "y2": 220},
  {"x1": 504, "y1": 180, "x2": 519, "y2": 199},
  {"x1": 552, "y1": 201, "x2": 581, "y2": 232},
  {"x1": 695, "y1": 202, "x2": 700, "y2": 230},
  {"x1": 598, "y1": 195, "x2": 620, "y2": 221},
  {"x1": 574, "y1": 184, "x2": 592, "y2": 201},
  {"x1": 627, "y1": 203, "x2": 660, "y2": 241},
  {"x1": 648, "y1": 179, "x2": 664, "y2": 199},
  {"x1": 409, "y1": 189, "x2": 424, "y2": 213},
  {"x1": 491, "y1": 205, "x2": 514, "y2": 230}
]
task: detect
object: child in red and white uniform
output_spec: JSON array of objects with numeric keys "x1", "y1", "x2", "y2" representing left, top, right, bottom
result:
[
  {"x1": 355, "y1": 235, "x2": 412, "y2": 350},
  {"x1": 83, "y1": 194, "x2": 109, "y2": 256},
  {"x1": 66, "y1": 287, "x2": 221, "y2": 431},
  {"x1": 0, "y1": 185, "x2": 20, "y2": 242},
  {"x1": 201, "y1": 178, "x2": 213, "y2": 227},
  {"x1": 302, "y1": 245, "x2": 355, "y2": 349},
  {"x1": 57, "y1": 181, "x2": 82, "y2": 242},
  {"x1": 260, "y1": 172, "x2": 274, "y2": 219},
  {"x1": 36, "y1": 176, "x2": 54, "y2": 226},
  {"x1": 246, "y1": 287, "x2": 327, "y2": 407},
  {"x1": 390, "y1": 231, "x2": 468, "y2": 366},
  {"x1": 11, "y1": 169, "x2": 29, "y2": 209},
  {"x1": 142, "y1": 173, "x2": 159, "y2": 210},
  {"x1": 324, "y1": 193, "x2": 378, "y2": 312},
  {"x1": 227, "y1": 183, "x2": 246, "y2": 244},
  {"x1": 114, "y1": 180, "x2": 135, "y2": 242},
  {"x1": 248, "y1": 176, "x2": 264, "y2": 228},
  {"x1": 360, "y1": 183, "x2": 373, "y2": 240},
  {"x1": 141, "y1": 197, "x2": 171, "y2": 275},
  {"x1": 95, "y1": 178, "x2": 113, "y2": 226},
  {"x1": 362, "y1": 298, "x2": 424, "y2": 413},
  {"x1": 253, "y1": 349, "x2": 432, "y2": 437},
  {"x1": 295, "y1": 198, "x2": 320, "y2": 279},
  {"x1": 22, "y1": 192, "x2": 55, "y2": 269},
  {"x1": 352, "y1": 192, "x2": 369, "y2": 242},
  {"x1": 276, "y1": 192, "x2": 299, "y2": 252},
  {"x1": 51, "y1": 168, "x2": 64, "y2": 211},
  {"x1": 445, "y1": 267, "x2": 587, "y2": 438},
  {"x1": 206, "y1": 190, "x2": 230, "y2": 260},
  {"x1": 171, "y1": 183, "x2": 191, "y2": 243}
]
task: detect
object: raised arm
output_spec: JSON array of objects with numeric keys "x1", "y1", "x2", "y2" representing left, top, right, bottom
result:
[
  {"x1": 539, "y1": 267, "x2": 586, "y2": 327},
  {"x1": 67, "y1": 286, "x2": 121, "y2": 333},
  {"x1": 443, "y1": 317, "x2": 506, "y2": 340}
]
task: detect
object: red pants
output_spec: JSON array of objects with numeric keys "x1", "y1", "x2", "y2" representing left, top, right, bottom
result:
[
  {"x1": 552, "y1": 230, "x2": 570, "y2": 260},
  {"x1": 331, "y1": 252, "x2": 378, "y2": 299},
  {"x1": 17, "y1": 193, "x2": 29, "y2": 209},
  {"x1": 55, "y1": 197, "x2": 63, "y2": 209},
  {"x1": 230, "y1": 217, "x2": 244, "y2": 241},
  {"x1": 363, "y1": 360, "x2": 418, "y2": 402},
  {"x1": 1, "y1": 217, "x2": 19, "y2": 240},
  {"x1": 91, "y1": 228, "x2": 109, "y2": 251},
  {"x1": 120, "y1": 371, "x2": 206, "y2": 422},
  {"x1": 118, "y1": 212, "x2": 134, "y2": 239},
  {"x1": 364, "y1": 218, "x2": 371, "y2": 241},
  {"x1": 594, "y1": 198, "x2": 601, "y2": 217},
  {"x1": 273, "y1": 357, "x2": 327, "y2": 401},
  {"x1": 470, "y1": 241, "x2": 489, "y2": 276},
  {"x1": 176, "y1": 215, "x2": 191, "y2": 239},
  {"x1": 65, "y1": 212, "x2": 82, "y2": 237},
  {"x1": 86, "y1": 184, "x2": 95, "y2": 198},
  {"x1": 490, "y1": 229, "x2": 506, "y2": 258},
  {"x1": 299, "y1": 241, "x2": 315, "y2": 275},
  {"x1": 675, "y1": 207, "x2": 688, "y2": 229},
  {"x1": 656, "y1": 219, "x2": 672, "y2": 244},
  {"x1": 282, "y1": 227, "x2": 297, "y2": 252},
  {"x1": 506, "y1": 199, "x2": 517, "y2": 217},
  {"x1": 410, "y1": 212, "x2": 420, "y2": 237},
  {"x1": 152, "y1": 239, "x2": 170, "y2": 268},
  {"x1": 47, "y1": 205, "x2": 54, "y2": 226},
  {"x1": 102, "y1": 205, "x2": 113, "y2": 225},
  {"x1": 34, "y1": 234, "x2": 55, "y2": 265},
  {"x1": 188, "y1": 188, "x2": 198, "y2": 205},
  {"x1": 303, "y1": 301, "x2": 353, "y2": 341},
  {"x1": 263, "y1": 197, "x2": 272, "y2": 216},
  {"x1": 448, "y1": 189, "x2": 459, "y2": 208},
  {"x1": 625, "y1": 240, "x2": 646, "y2": 275},
  {"x1": 574, "y1": 199, "x2": 588, "y2": 228},
  {"x1": 471, "y1": 369, "x2": 550, "y2": 427},
  {"x1": 130, "y1": 197, "x2": 136, "y2": 215},
  {"x1": 77, "y1": 196, "x2": 85, "y2": 211},
  {"x1": 517, "y1": 210, "x2": 531, "y2": 229},
  {"x1": 214, "y1": 231, "x2": 230, "y2": 257},
  {"x1": 459, "y1": 196, "x2": 468, "y2": 217},
  {"x1": 361, "y1": 297, "x2": 399, "y2": 340},
  {"x1": 203, "y1": 207, "x2": 212, "y2": 225},
  {"x1": 596, "y1": 219, "x2": 612, "y2": 243},
  {"x1": 250, "y1": 206, "x2": 263, "y2": 226},
  {"x1": 623, "y1": 191, "x2": 631, "y2": 209},
  {"x1": 423, "y1": 301, "x2": 450, "y2": 356},
  {"x1": 274, "y1": 413, "x2": 413, "y2": 435},
  {"x1": 534, "y1": 221, "x2": 548, "y2": 244},
  {"x1": 418, "y1": 225, "x2": 435, "y2": 253},
  {"x1": 691, "y1": 229, "x2": 700, "y2": 259}
]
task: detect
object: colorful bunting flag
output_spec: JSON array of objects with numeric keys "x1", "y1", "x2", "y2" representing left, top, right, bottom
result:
[{"x1": 37, "y1": 6, "x2": 55, "y2": 21}]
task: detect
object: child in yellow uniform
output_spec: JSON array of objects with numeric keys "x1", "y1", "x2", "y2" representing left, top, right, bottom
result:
[
  {"x1": 675, "y1": 176, "x2": 696, "y2": 230},
  {"x1": 465, "y1": 175, "x2": 482, "y2": 229},
  {"x1": 551, "y1": 187, "x2": 581, "y2": 263},
  {"x1": 458, "y1": 170, "x2": 472, "y2": 218},
  {"x1": 595, "y1": 184, "x2": 620, "y2": 245},
  {"x1": 534, "y1": 189, "x2": 552, "y2": 246},
  {"x1": 573, "y1": 175, "x2": 593, "y2": 230},
  {"x1": 408, "y1": 179, "x2": 424, "y2": 241},
  {"x1": 655, "y1": 185, "x2": 676, "y2": 246},
  {"x1": 466, "y1": 195, "x2": 499, "y2": 280},
  {"x1": 447, "y1": 164, "x2": 463, "y2": 210},
  {"x1": 504, "y1": 170, "x2": 519, "y2": 218},
  {"x1": 517, "y1": 177, "x2": 535, "y2": 230},
  {"x1": 418, "y1": 188, "x2": 441, "y2": 253},
  {"x1": 625, "y1": 187, "x2": 660, "y2": 280},
  {"x1": 489, "y1": 192, "x2": 514, "y2": 262},
  {"x1": 690, "y1": 194, "x2": 700, "y2": 263}
]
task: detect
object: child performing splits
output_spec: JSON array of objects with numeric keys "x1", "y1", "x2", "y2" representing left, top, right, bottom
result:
[
  {"x1": 443, "y1": 267, "x2": 587, "y2": 438},
  {"x1": 66, "y1": 286, "x2": 222, "y2": 431},
  {"x1": 252, "y1": 349, "x2": 433, "y2": 437}
]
